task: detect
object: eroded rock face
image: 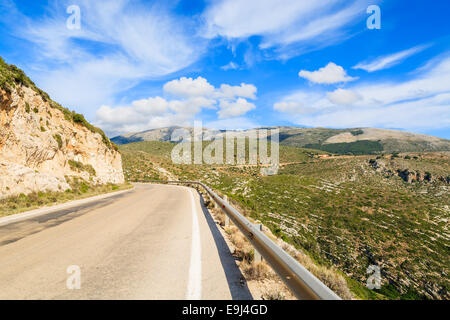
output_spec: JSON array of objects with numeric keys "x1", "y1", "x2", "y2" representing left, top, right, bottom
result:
[
  {"x1": 368, "y1": 158, "x2": 448, "y2": 184},
  {"x1": 0, "y1": 85, "x2": 124, "y2": 198}
]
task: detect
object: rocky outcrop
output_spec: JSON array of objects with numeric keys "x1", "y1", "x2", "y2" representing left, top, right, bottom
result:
[
  {"x1": 368, "y1": 159, "x2": 448, "y2": 184},
  {"x1": 0, "y1": 83, "x2": 124, "y2": 198}
]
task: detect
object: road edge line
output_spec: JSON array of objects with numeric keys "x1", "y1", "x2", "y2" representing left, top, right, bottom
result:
[{"x1": 186, "y1": 188, "x2": 202, "y2": 300}]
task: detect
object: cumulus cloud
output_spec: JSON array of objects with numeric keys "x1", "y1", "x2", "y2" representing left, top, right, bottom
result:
[
  {"x1": 131, "y1": 97, "x2": 170, "y2": 115},
  {"x1": 95, "y1": 97, "x2": 201, "y2": 135},
  {"x1": 353, "y1": 45, "x2": 429, "y2": 72},
  {"x1": 326, "y1": 89, "x2": 361, "y2": 105},
  {"x1": 218, "y1": 83, "x2": 257, "y2": 100},
  {"x1": 299, "y1": 62, "x2": 357, "y2": 84},
  {"x1": 218, "y1": 98, "x2": 256, "y2": 119},
  {"x1": 95, "y1": 76, "x2": 258, "y2": 135},
  {"x1": 274, "y1": 55, "x2": 450, "y2": 131},
  {"x1": 163, "y1": 76, "x2": 215, "y2": 98}
]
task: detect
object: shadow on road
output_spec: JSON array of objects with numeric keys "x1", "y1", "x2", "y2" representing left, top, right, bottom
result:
[
  {"x1": 197, "y1": 192, "x2": 253, "y2": 300},
  {"x1": 0, "y1": 191, "x2": 132, "y2": 246}
]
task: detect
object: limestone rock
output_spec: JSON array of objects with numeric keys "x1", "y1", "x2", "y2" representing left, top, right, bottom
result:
[{"x1": 0, "y1": 85, "x2": 124, "y2": 198}]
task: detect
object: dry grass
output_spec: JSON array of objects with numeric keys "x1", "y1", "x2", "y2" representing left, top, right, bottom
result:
[
  {"x1": 261, "y1": 288, "x2": 287, "y2": 300},
  {"x1": 277, "y1": 240, "x2": 353, "y2": 300},
  {"x1": 204, "y1": 202, "x2": 295, "y2": 300},
  {"x1": 241, "y1": 261, "x2": 272, "y2": 281}
]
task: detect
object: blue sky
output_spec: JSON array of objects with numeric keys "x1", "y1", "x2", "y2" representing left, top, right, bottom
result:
[{"x1": 0, "y1": 0, "x2": 449, "y2": 138}]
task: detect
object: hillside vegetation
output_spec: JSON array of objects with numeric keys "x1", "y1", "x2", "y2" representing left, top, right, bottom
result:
[
  {"x1": 278, "y1": 127, "x2": 450, "y2": 154},
  {"x1": 120, "y1": 141, "x2": 449, "y2": 300}
]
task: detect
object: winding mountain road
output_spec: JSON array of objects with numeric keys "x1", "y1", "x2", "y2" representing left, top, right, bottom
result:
[{"x1": 0, "y1": 184, "x2": 252, "y2": 300}]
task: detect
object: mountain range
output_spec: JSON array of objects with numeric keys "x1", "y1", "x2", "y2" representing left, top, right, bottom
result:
[{"x1": 112, "y1": 126, "x2": 450, "y2": 155}]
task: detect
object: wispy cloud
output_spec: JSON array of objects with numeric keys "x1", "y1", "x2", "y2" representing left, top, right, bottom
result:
[
  {"x1": 202, "y1": 0, "x2": 373, "y2": 58},
  {"x1": 221, "y1": 61, "x2": 239, "y2": 70},
  {"x1": 3, "y1": 0, "x2": 205, "y2": 118},
  {"x1": 326, "y1": 88, "x2": 361, "y2": 105},
  {"x1": 353, "y1": 45, "x2": 429, "y2": 72}
]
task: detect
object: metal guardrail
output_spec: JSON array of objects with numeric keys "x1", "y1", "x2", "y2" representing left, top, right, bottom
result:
[{"x1": 138, "y1": 180, "x2": 341, "y2": 300}]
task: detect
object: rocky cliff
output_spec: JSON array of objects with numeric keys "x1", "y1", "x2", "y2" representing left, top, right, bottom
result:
[{"x1": 0, "y1": 57, "x2": 124, "y2": 198}]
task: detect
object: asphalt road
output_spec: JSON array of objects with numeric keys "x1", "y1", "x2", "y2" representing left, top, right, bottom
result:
[{"x1": 0, "y1": 184, "x2": 252, "y2": 300}]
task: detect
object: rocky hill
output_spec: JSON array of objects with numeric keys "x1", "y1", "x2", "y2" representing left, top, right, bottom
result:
[
  {"x1": 112, "y1": 126, "x2": 450, "y2": 155},
  {"x1": 111, "y1": 126, "x2": 224, "y2": 145},
  {"x1": 278, "y1": 127, "x2": 450, "y2": 154},
  {"x1": 0, "y1": 57, "x2": 124, "y2": 198}
]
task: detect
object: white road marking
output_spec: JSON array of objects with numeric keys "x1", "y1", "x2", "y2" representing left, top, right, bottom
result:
[{"x1": 186, "y1": 188, "x2": 202, "y2": 300}]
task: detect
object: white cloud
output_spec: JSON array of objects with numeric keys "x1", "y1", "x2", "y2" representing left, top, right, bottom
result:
[
  {"x1": 95, "y1": 76, "x2": 258, "y2": 135},
  {"x1": 274, "y1": 55, "x2": 450, "y2": 131},
  {"x1": 221, "y1": 61, "x2": 239, "y2": 70},
  {"x1": 299, "y1": 62, "x2": 357, "y2": 84},
  {"x1": 218, "y1": 98, "x2": 256, "y2": 119},
  {"x1": 163, "y1": 77, "x2": 215, "y2": 98},
  {"x1": 353, "y1": 45, "x2": 429, "y2": 72},
  {"x1": 326, "y1": 89, "x2": 361, "y2": 105},
  {"x1": 202, "y1": 0, "x2": 372, "y2": 56},
  {"x1": 260, "y1": 2, "x2": 364, "y2": 50},
  {"x1": 218, "y1": 83, "x2": 257, "y2": 100},
  {"x1": 131, "y1": 97, "x2": 169, "y2": 115},
  {"x1": 6, "y1": 0, "x2": 205, "y2": 119},
  {"x1": 296, "y1": 94, "x2": 450, "y2": 130},
  {"x1": 95, "y1": 98, "x2": 201, "y2": 135},
  {"x1": 273, "y1": 101, "x2": 303, "y2": 113},
  {"x1": 162, "y1": 77, "x2": 257, "y2": 101}
]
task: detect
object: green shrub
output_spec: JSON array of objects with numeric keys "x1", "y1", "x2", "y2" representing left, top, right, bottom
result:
[
  {"x1": 350, "y1": 129, "x2": 364, "y2": 136},
  {"x1": 80, "y1": 183, "x2": 89, "y2": 193},
  {"x1": 68, "y1": 159, "x2": 96, "y2": 176},
  {"x1": 305, "y1": 140, "x2": 384, "y2": 155},
  {"x1": 54, "y1": 134, "x2": 63, "y2": 149},
  {"x1": 72, "y1": 112, "x2": 85, "y2": 123},
  {"x1": 25, "y1": 102, "x2": 30, "y2": 113}
]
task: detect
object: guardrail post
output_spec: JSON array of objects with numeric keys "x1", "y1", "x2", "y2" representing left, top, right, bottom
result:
[
  {"x1": 254, "y1": 224, "x2": 263, "y2": 263},
  {"x1": 224, "y1": 195, "x2": 230, "y2": 226}
]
